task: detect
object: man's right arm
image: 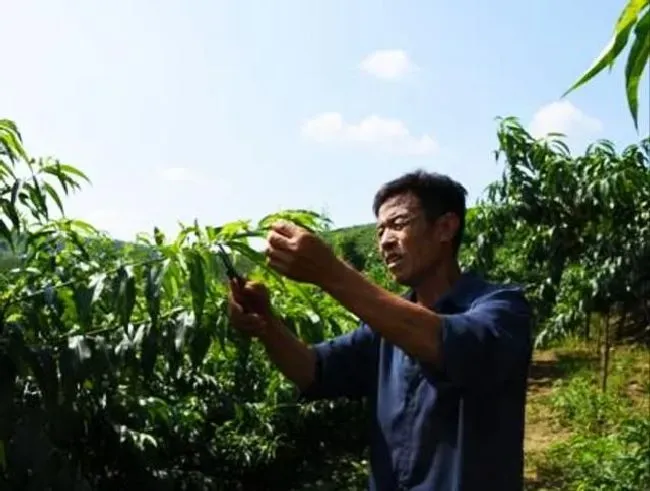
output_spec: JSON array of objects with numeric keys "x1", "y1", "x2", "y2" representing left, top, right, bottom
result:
[
  {"x1": 259, "y1": 316, "x2": 319, "y2": 392},
  {"x1": 259, "y1": 317, "x2": 378, "y2": 400}
]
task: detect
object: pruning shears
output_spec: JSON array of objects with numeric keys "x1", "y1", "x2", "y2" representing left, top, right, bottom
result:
[
  {"x1": 216, "y1": 243, "x2": 244, "y2": 286},
  {"x1": 215, "y1": 244, "x2": 254, "y2": 315}
]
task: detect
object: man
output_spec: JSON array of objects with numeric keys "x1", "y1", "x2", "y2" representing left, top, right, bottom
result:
[{"x1": 227, "y1": 170, "x2": 533, "y2": 491}]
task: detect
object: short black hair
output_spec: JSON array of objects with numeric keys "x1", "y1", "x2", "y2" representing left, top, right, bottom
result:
[{"x1": 372, "y1": 169, "x2": 468, "y2": 255}]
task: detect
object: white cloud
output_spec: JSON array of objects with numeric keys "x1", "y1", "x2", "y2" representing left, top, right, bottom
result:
[
  {"x1": 359, "y1": 49, "x2": 418, "y2": 80},
  {"x1": 157, "y1": 166, "x2": 199, "y2": 182},
  {"x1": 301, "y1": 112, "x2": 438, "y2": 156},
  {"x1": 528, "y1": 100, "x2": 603, "y2": 139}
]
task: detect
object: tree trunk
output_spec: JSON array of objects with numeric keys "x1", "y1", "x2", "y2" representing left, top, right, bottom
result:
[
  {"x1": 596, "y1": 314, "x2": 601, "y2": 359},
  {"x1": 616, "y1": 308, "x2": 627, "y2": 341},
  {"x1": 600, "y1": 312, "x2": 611, "y2": 393}
]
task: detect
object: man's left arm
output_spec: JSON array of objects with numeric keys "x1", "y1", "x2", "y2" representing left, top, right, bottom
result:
[
  {"x1": 436, "y1": 286, "x2": 533, "y2": 389},
  {"x1": 322, "y1": 262, "x2": 533, "y2": 389}
]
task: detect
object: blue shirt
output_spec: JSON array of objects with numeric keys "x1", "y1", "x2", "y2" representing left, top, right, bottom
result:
[{"x1": 300, "y1": 272, "x2": 533, "y2": 491}]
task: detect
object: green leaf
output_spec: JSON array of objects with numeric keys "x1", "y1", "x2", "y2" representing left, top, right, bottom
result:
[
  {"x1": 114, "y1": 265, "x2": 136, "y2": 329},
  {"x1": 615, "y1": 0, "x2": 649, "y2": 36},
  {"x1": 562, "y1": 0, "x2": 641, "y2": 96},
  {"x1": 140, "y1": 324, "x2": 158, "y2": 379},
  {"x1": 186, "y1": 249, "x2": 206, "y2": 326},
  {"x1": 189, "y1": 324, "x2": 211, "y2": 368},
  {"x1": 10, "y1": 178, "x2": 23, "y2": 208},
  {"x1": 174, "y1": 312, "x2": 193, "y2": 352},
  {"x1": 42, "y1": 181, "x2": 65, "y2": 216},
  {"x1": 59, "y1": 335, "x2": 93, "y2": 403},
  {"x1": 144, "y1": 259, "x2": 167, "y2": 327},
  {"x1": 25, "y1": 348, "x2": 59, "y2": 409},
  {"x1": 624, "y1": 8, "x2": 650, "y2": 128},
  {"x1": 41, "y1": 161, "x2": 91, "y2": 184},
  {"x1": 72, "y1": 273, "x2": 106, "y2": 331},
  {"x1": 2, "y1": 196, "x2": 21, "y2": 232},
  {"x1": 0, "y1": 219, "x2": 13, "y2": 251},
  {"x1": 153, "y1": 226, "x2": 165, "y2": 246},
  {"x1": 29, "y1": 174, "x2": 49, "y2": 219},
  {"x1": 208, "y1": 308, "x2": 227, "y2": 353},
  {"x1": 69, "y1": 335, "x2": 92, "y2": 363},
  {"x1": 0, "y1": 120, "x2": 29, "y2": 162},
  {"x1": 72, "y1": 285, "x2": 94, "y2": 331}
]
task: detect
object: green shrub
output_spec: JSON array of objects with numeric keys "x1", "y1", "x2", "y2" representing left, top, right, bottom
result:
[
  {"x1": 539, "y1": 417, "x2": 650, "y2": 491},
  {"x1": 537, "y1": 365, "x2": 650, "y2": 490},
  {"x1": 548, "y1": 377, "x2": 633, "y2": 434}
]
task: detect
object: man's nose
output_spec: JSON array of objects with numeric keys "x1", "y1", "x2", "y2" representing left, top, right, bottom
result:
[{"x1": 378, "y1": 229, "x2": 397, "y2": 249}]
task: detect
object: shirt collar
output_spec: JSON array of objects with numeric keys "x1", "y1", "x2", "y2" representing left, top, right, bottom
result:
[{"x1": 404, "y1": 271, "x2": 483, "y2": 312}]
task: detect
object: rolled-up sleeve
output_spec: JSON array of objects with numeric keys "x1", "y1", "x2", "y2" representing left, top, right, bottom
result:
[
  {"x1": 299, "y1": 323, "x2": 378, "y2": 401},
  {"x1": 437, "y1": 286, "x2": 533, "y2": 390}
]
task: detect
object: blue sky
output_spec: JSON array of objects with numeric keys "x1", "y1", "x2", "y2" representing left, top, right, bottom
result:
[{"x1": 3, "y1": 0, "x2": 648, "y2": 241}]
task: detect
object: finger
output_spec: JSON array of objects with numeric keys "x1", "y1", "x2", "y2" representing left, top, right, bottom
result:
[
  {"x1": 245, "y1": 282, "x2": 269, "y2": 300},
  {"x1": 266, "y1": 247, "x2": 293, "y2": 266},
  {"x1": 266, "y1": 252, "x2": 292, "y2": 276},
  {"x1": 229, "y1": 278, "x2": 245, "y2": 297},
  {"x1": 229, "y1": 282, "x2": 246, "y2": 306},
  {"x1": 267, "y1": 260, "x2": 288, "y2": 276},
  {"x1": 270, "y1": 220, "x2": 300, "y2": 238},
  {"x1": 227, "y1": 299, "x2": 254, "y2": 321},
  {"x1": 267, "y1": 230, "x2": 293, "y2": 251},
  {"x1": 227, "y1": 294, "x2": 244, "y2": 316},
  {"x1": 231, "y1": 277, "x2": 253, "y2": 293},
  {"x1": 231, "y1": 278, "x2": 258, "y2": 302},
  {"x1": 242, "y1": 280, "x2": 264, "y2": 295}
]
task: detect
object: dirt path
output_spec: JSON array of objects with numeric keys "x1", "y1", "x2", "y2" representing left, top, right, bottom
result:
[{"x1": 524, "y1": 350, "x2": 574, "y2": 487}]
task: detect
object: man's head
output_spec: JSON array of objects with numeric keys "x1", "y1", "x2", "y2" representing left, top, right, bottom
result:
[{"x1": 372, "y1": 170, "x2": 467, "y2": 286}]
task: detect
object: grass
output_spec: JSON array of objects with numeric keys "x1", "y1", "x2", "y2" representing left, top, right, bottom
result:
[
  {"x1": 291, "y1": 339, "x2": 650, "y2": 490},
  {"x1": 526, "y1": 340, "x2": 649, "y2": 490}
]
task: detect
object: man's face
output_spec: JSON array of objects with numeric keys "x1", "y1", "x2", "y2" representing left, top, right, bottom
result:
[{"x1": 375, "y1": 192, "x2": 456, "y2": 286}]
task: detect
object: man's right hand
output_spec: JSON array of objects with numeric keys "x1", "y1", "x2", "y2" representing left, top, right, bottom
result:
[
  {"x1": 226, "y1": 278, "x2": 317, "y2": 392},
  {"x1": 226, "y1": 279, "x2": 275, "y2": 338}
]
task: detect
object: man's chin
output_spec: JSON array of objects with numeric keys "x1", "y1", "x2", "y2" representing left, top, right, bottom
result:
[
  {"x1": 385, "y1": 262, "x2": 416, "y2": 286},
  {"x1": 391, "y1": 271, "x2": 414, "y2": 287}
]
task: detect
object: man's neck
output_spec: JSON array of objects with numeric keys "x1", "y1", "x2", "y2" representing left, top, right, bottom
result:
[{"x1": 413, "y1": 259, "x2": 461, "y2": 308}]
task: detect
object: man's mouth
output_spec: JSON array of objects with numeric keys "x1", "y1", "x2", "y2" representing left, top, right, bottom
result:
[{"x1": 384, "y1": 254, "x2": 403, "y2": 266}]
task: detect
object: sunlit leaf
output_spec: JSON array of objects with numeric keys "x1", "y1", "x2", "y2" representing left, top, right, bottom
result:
[
  {"x1": 563, "y1": 0, "x2": 650, "y2": 129},
  {"x1": 624, "y1": 8, "x2": 650, "y2": 128},
  {"x1": 186, "y1": 249, "x2": 206, "y2": 326}
]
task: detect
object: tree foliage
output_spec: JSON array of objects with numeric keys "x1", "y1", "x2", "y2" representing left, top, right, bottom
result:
[
  {"x1": 0, "y1": 119, "x2": 364, "y2": 490},
  {"x1": 334, "y1": 118, "x2": 649, "y2": 350}
]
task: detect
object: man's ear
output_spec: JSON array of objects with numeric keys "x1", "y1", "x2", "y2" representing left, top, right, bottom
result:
[{"x1": 437, "y1": 212, "x2": 460, "y2": 244}]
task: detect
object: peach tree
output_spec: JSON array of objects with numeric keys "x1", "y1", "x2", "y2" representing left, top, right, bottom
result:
[{"x1": 0, "y1": 119, "x2": 362, "y2": 489}]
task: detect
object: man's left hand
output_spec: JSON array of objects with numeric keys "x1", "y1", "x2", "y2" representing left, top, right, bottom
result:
[{"x1": 265, "y1": 220, "x2": 342, "y2": 287}]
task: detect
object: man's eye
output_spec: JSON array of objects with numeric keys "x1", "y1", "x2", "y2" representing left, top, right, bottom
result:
[{"x1": 377, "y1": 217, "x2": 410, "y2": 236}]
